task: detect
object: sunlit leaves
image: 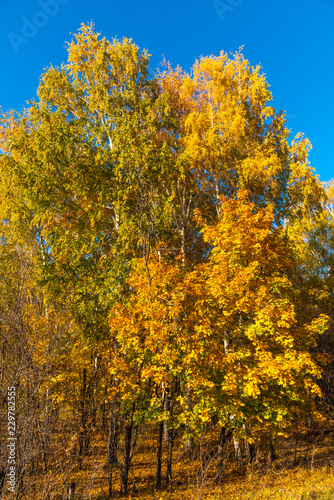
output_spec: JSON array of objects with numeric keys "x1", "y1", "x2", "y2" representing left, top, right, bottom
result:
[{"x1": 108, "y1": 193, "x2": 328, "y2": 439}]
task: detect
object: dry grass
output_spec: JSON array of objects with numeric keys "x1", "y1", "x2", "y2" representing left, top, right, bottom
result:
[{"x1": 3, "y1": 419, "x2": 334, "y2": 499}]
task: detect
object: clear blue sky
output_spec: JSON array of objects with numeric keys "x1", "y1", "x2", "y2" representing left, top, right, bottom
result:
[{"x1": 1, "y1": 0, "x2": 333, "y2": 182}]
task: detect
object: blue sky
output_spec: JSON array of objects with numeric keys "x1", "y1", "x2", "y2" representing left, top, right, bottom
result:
[{"x1": 1, "y1": 0, "x2": 333, "y2": 182}]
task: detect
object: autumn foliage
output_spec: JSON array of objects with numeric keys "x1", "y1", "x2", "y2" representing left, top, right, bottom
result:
[{"x1": 0, "y1": 23, "x2": 333, "y2": 499}]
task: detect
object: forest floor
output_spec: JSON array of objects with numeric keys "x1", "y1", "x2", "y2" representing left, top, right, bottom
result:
[
  {"x1": 68, "y1": 420, "x2": 334, "y2": 500},
  {"x1": 6, "y1": 418, "x2": 334, "y2": 500}
]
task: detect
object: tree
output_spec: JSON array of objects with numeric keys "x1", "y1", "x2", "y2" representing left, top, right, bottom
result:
[
  {"x1": 108, "y1": 191, "x2": 328, "y2": 487},
  {"x1": 184, "y1": 192, "x2": 328, "y2": 439},
  {"x1": 0, "y1": 22, "x2": 172, "y2": 340},
  {"x1": 0, "y1": 23, "x2": 330, "y2": 497},
  {"x1": 158, "y1": 50, "x2": 292, "y2": 265}
]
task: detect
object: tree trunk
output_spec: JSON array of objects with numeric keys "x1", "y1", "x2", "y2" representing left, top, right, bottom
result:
[
  {"x1": 244, "y1": 439, "x2": 255, "y2": 465},
  {"x1": 120, "y1": 421, "x2": 133, "y2": 495},
  {"x1": 184, "y1": 387, "x2": 194, "y2": 455},
  {"x1": 233, "y1": 436, "x2": 243, "y2": 469},
  {"x1": 78, "y1": 368, "x2": 87, "y2": 469},
  {"x1": 156, "y1": 386, "x2": 165, "y2": 489},
  {"x1": 215, "y1": 427, "x2": 231, "y2": 482},
  {"x1": 243, "y1": 424, "x2": 255, "y2": 465},
  {"x1": 163, "y1": 397, "x2": 170, "y2": 445},
  {"x1": 166, "y1": 400, "x2": 174, "y2": 489},
  {"x1": 107, "y1": 388, "x2": 119, "y2": 497},
  {"x1": 166, "y1": 427, "x2": 173, "y2": 489},
  {"x1": 156, "y1": 421, "x2": 163, "y2": 490},
  {"x1": 107, "y1": 404, "x2": 118, "y2": 466},
  {"x1": 269, "y1": 437, "x2": 277, "y2": 465}
]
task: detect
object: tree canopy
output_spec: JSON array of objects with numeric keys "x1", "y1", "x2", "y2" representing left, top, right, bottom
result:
[{"x1": 0, "y1": 23, "x2": 332, "y2": 498}]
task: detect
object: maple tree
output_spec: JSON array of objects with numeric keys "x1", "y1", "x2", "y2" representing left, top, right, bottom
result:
[
  {"x1": 108, "y1": 193, "x2": 328, "y2": 482},
  {"x1": 187, "y1": 193, "x2": 328, "y2": 435}
]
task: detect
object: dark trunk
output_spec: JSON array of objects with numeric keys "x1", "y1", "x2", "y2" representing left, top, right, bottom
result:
[
  {"x1": 165, "y1": 400, "x2": 174, "y2": 488},
  {"x1": 107, "y1": 388, "x2": 119, "y2": 497},
  {"x1": 156, "y1": 421, "x2": 163, "y2": 489},
  {"x1": 215, "y1": 427, "x2": 231, "y2": 482},
  {"x1": 244, "y1": 425, "x2": 255, "y2": 465},
  {"x1": 269, "y1": 438, "x2": 277, "y2": 464},
  {"x1": 245, "y1": 439, "x2": 255, "y2": 464},
  {"x1": 184, "y1": 387, "x2": 194, "y2": 454},
  {"x1": 78, "y1": 368, "x2": 87, "y2": 469},
  {"x1": 163, "y1": 396, "x2": 170, "y2": 444},
  {"x1": 156, "y1": 386, "x2": 166, "y2": 489},
  {"x1": 119, "y1": 407, "x2": 138, "y2": 496},
  {"x1": 107, "y1": 403, "x2": 119, "y2": 465},
  {"x1": 120, "y1": 421, "x2": 133, "y2": 495},
  {"x1": 166, "y1": 427, "x2": 173, "y2": 488}
]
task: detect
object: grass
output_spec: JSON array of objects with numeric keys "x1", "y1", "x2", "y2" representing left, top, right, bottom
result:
[
  {"x1": 119, "y1": 468, "x2": 334, "y2": 500},
  {"x1": 4, "y1": 418, "x2": 334, "y2": 500}
]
